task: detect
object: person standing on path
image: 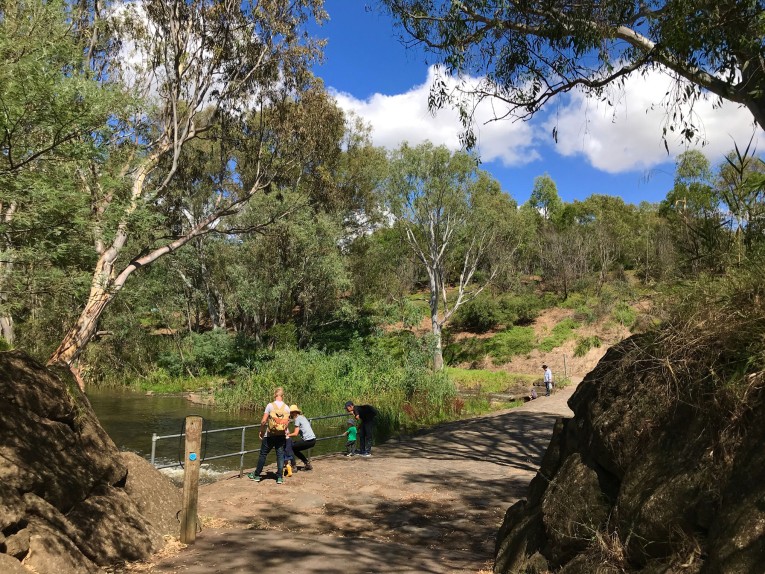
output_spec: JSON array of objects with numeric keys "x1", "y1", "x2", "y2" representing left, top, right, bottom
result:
[
  {"x1": 248, "y1": 387, "x2": 290, "y2": 484},
  {"x1": 345, "y1": 400, "x2": 377, "y2": 457},
  {"x1": 286, "y1": 404, "x2": 316, "y2": 471},
  {"x1": 543, "y1": 364, "x2": 553, "y2": 396}
]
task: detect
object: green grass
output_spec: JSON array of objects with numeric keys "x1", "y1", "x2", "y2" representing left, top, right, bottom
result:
[
  {"x1": 446, "y1": 367, "x2": 536, "y2": 393},
  {"x1": 538, "y1": 318, "x2": 580, "y2": 352},
  {"x1": 612, "y1": 302, "x2": 637, "y2": 328},
  {"x1": 484, "y1": 326, "x2": 536, "y2": 363},
  {"x1": 574, "y1": 335, "x2": 602, "y2": 357}
]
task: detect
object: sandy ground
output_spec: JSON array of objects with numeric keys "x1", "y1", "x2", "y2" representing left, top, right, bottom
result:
[{"x1": 130, "y1": 382, "x2": 579, "y2": 574}]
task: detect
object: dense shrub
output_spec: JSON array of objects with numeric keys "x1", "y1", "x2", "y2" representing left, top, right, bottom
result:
[
  {"x1": 451, "y1": 292, "x2": 557, "y2": 334},
  {"x1": 484, "y1": 327, "x2": 536, "y2": 363},
  {"x1": 574, "y1": 335, "x2": 602, "y2": 357},
  {"x1": 538, "y1": 318, "x2": 580, "y2": 352},
  {"x1": 443, "y1": 335, "x2": 487, "y2": 365},
  {"x1": 613, "y1": 302, "x2": 637, "y2": 328},
  {"x1": 561, "y1": 293, "x2": 597, "y2": 323},
  {"x1": 214, "y1": 335, "x2": 457, "y2": 436},
  {"x1": 451, "y1": 295, "x2": 503, "y2": 333},
  {"x1": 157, "y1": 329, "x2": 236, "y2": 376},
  {"x1": 499, "y1": 293, "x2": 555, "y2": 325},
  {"x1": 264, "y1": 323, "x2": 299, "y2": 350}
]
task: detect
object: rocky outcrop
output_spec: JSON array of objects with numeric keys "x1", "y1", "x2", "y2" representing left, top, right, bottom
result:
[
  {"x1": 0, "y1": 351, "x2": 182, "y2": 573},
  {"x1": 495, "y1": 334, "x2": 765, "y2": 573}
]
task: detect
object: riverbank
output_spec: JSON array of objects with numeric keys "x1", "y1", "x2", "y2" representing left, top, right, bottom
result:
[{"x1": 125, "y1": 380, "x2": 579, "y2": 573}]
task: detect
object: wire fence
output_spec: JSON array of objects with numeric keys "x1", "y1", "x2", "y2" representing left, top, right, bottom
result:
[{"x1": 150, "y1": 412, "x2": 351, "y2": 476}]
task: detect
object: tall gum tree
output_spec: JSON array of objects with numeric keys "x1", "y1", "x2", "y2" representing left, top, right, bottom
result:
[
  {"x1": 46, "y1": 0, "x2": 329, "y2": 379},
  {"x1": 385, "y1": 142, "x2": 517, "y2": 370},
  {"x1": 382, "y1": 0, "x2": 765, "y2": 143},
  {"x1": 0, "y1": 0, "x2": 121, "y2": 345}
]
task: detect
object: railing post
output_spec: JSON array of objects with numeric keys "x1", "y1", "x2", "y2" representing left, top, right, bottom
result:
[
  {"x1": 151, "y1": 433, "x2": 157, "y2": 466},
  {"x1": 180, "y1": 416, "x2": 202, "y2": 544},
  {"x1": 239, "y1": 426, "x2": 246, "y2": 478}
]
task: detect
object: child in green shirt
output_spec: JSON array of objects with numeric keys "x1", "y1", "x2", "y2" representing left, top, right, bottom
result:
[{"x1": 343, "y1": 418, "x2": 358, "y2": 456}]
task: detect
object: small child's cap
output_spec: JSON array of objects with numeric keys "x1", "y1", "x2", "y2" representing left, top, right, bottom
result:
[{"x1": 347, "y1": 418, "x2": 356, "y2": 426}]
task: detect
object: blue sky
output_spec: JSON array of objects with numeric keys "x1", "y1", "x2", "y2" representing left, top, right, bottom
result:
[{"x1": 310, "y1": 1, "x2": 763, "y2": 206}]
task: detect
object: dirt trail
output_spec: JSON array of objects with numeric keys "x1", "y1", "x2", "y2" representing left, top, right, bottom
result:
[{"x1": 139, "y1": 382, "x2": 579, "y2": 574}]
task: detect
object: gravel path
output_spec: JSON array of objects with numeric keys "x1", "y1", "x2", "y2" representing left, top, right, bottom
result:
[{"x1": 140, "y1": 383, "x2": 578, "y2": 574}]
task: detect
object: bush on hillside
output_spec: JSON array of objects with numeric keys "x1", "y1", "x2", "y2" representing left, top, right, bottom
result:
[
  {"x1": 500, "y1": 292, "x2": 557, "y2": 325},
  {"x1": 538, "y1": 318, "x2": 580, "y2": 352},
  {"x1": 451, "y1": 295, "x2": 503, "y2": 333},
  {"x1": 612, "y1": 302, "x2": 637, "y2": 328},
  {"x1": 561, "y1": 292, "x2": 597, "y2": 323},
  {"x1": 574, "y1": 335, "x2": 602, "y2": 357},
  {"x1": 484, "y1": 327, "x2": 536, "y2": 363},
  {"x1": 443, "y1": 335, "x2": 487, "y2": 365},
  {"x1": 450, "y1": 292, "x2": 558, "y2": 334}
]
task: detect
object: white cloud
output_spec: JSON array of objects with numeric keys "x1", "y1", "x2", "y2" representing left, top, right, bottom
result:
[
  {"x1": 542, "y1": 69, "x2": 763, "y2": 173},
  {"x1": 329, "y1": 66, "x2": 540, "y2": 167},
  {"x1": 330, "y1": 65, "x2": 762, "y2": 176}
]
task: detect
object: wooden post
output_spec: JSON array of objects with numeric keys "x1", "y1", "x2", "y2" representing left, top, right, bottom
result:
[
  {"x1": 180, "y1": 415, "x2": 202, "y2": 544},
  {"x1": 563, "y1": 354, "x2": 568, "y2": 378}
]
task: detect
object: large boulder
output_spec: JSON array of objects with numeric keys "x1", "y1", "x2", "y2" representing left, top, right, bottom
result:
[
  {"x1": 0, "y1": 351, "x2": 182, "y2": 573},
  {"x1": 121, "y1": 452, "x2": 182, "y2": 537},
  {"x1": 494, "y1": 335, "x2": 765, "y2": 573}
]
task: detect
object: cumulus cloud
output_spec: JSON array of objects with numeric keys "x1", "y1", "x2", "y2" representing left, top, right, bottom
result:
[
  {"x1": 543, "y1": 69, "x2": 763, "y2": 173},
  {"x1": 329, "y1": 65, "x2": 762, "y2": 176},
  {"x1": 330, "y1": 67, "x2": 540, "y2": 166}
]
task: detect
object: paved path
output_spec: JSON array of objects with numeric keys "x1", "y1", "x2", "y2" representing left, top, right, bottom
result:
[{"x1": 141, "y1": 384, "x2": 578, "y2": 574}]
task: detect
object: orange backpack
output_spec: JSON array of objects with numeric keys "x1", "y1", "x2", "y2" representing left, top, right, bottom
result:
[{"x1": 267, "y1": 402, "x2": 290, "y2": 435}]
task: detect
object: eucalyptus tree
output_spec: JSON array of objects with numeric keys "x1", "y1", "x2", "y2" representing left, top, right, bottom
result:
[
  {"x1": 569, "y1": 195, "x2": 638, "y2": 289},
  {"x1": 217, "y1": 200, "x2": 351, "y2": 346},
  {"x1": 661, "y1": 150, "x2": 731, "y2": 273},
  {"x1": 634, "y1": 201, "x2": 677, "y2": 283},
  {"x1": 538, "y1": 225, "x2": 590, "y2": 299},
  {"x1": 716, "y1": 142, "x2": 765, "y2": 261},
  {"x1": 165, "y1": 96, "x2": 381, "y2": 346},
  {"x1": 385, "y1": 142, "x2": 516, "y2": 369},
  {"x1": 0, "y1": 0, "x2": 122, "y2": 345},
  {"x1": 46, "y1": 0, "x2": 329, "y2": 377},
  {"x1": 382, "y1": 0, "x2": 765, "y2": 144},
  {"x1": 527, "y1": 174, "x2": 563, "y2": 222}
]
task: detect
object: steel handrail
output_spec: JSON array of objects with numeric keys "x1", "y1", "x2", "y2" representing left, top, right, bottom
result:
[{"x1": 150, "y1": 412, "x2": 350, "y2": 475}]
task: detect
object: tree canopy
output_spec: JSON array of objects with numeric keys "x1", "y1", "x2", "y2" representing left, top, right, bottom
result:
[{"x1": 381, "y1": 0, "x2": 765, "y2": 145}]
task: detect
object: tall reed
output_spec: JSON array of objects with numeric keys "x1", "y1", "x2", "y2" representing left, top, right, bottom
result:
[{"x1": 213, "y1": 340, "x2": 458, "y2": 439}]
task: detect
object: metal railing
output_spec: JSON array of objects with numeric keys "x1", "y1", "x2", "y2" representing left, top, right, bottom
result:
[{"x1": 150, "y1": 412, "x2": 350, "y2": 476}]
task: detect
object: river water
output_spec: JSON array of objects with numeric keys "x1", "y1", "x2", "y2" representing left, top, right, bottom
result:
[{"x1": 87, "y1": 389, "x2": 349, "y2": 481}]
